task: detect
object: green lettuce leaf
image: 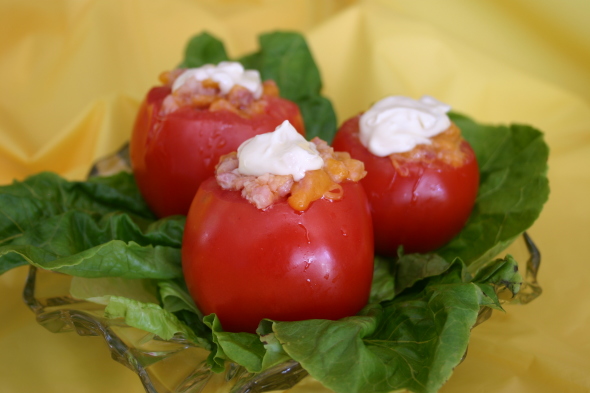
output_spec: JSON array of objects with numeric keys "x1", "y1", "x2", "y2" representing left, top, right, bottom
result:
[
  {"x1": 270, "y1": 260, "x2": 500, "y2": 393},
  {"x1": 159, "y1": 279, "x2": 201, "y2": 316},
  {"x1": 178, "y1": 31, "x2": 229, "y2": 68},
  {"x1": 257, "y1": 320, "x2": 293, "y2": 371},
  {"x1": 394, "y1": 252, "x2": 452, "y2": 295},
  {"x1": 240, "y1": 31, "x2": 337, "y2": 142},
  {"x1": 204, "y1": 314, "x2": 268, "y2": 373},
  {"x1": 201, "y1": 315, "x2": 294, "y2": 374},
  {"x1": 368, "y1": 255, "x2": 395, "y2": 303},
  {"x1": 104, "y1": 296, "x2": 211, "y2": 350},
  {"x1": 439, "y1": 114, "x2": 550, "y2": 272},
  {"x1": 203, "y1": 257, "x2": 521, "y2": 393},
  {"x1": 0, "y1": 172, "x2": 184, "y2": 278},
  {"x1": 0, "y1": 172, "x2": 153, "y2": 232},
  {"x1": 181, "y1": 31, "x2": 337, "y2": 142},
  {"x1": 156, "y1": 279, "x2": 213, "y2": 344}
]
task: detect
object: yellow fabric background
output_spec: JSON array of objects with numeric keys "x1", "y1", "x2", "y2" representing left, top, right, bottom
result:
[{"x1": 1, "y1": 0, "x2": 589, "y2": 392}]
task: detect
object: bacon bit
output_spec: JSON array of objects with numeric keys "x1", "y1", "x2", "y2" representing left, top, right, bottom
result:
[
  {"x1": 227, "y1": 85, "x2": 255, "y2": 109},
  {"x1": 243, "y1": 173, "x2": 294, "y2": 209},
  {"x1": 159, "y1": 69, "x2": 277, "y2": 117},
  {"x1": 312, "y1": 138, "x2": 334, "y2": 161},
  {"x1": 161, "y1": 95, "x2": 180, "y2": 114},
  {"x1": 389, "y1": 122, "x2": 467, "y2": 174},
  {"x1": 215, "y1": 152, "x2": 240, "y2": 187},
  {"x1": 215, "y1": 152, "x2": 294, "y2": 210}
]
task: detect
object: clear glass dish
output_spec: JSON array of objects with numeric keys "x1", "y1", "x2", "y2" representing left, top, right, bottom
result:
[{"x1": 22, "y1": 144, "x2": 542, "y2": 393}]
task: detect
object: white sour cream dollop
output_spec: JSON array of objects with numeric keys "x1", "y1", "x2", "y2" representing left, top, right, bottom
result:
[
  {"x1": 359, "y1": 95, "x2": 452, "y2": 156},
  {"x1": 237, "y1": 121, "x2": 323, "y2": 181},
  {"x1": 172, "y1": 61, "x2": 263, "y2": 98}
]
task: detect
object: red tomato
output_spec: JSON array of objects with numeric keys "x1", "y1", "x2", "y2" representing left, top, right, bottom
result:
[
  {"x1": 182, "y1": 177, "x2": 374, "y2": 333},
  {"x1": 332, "y1": 116, "x2": 479, "y2": 256},
  {"x1": 130, "y1": 86, "x2": 305, "y2": 217}
]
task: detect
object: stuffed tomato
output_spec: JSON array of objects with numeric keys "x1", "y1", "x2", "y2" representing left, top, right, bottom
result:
[
  {"x1": 332, "y1": 96, "x2": 479, "y2": 256},
  {"x1": 130, "y1": 62, "x2": 305, "y2": 217},
  {"x1": 182, "y1": 121, "x2": 373, "y2": 333}
]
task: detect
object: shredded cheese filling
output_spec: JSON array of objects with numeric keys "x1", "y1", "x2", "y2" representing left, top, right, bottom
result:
[
  {"x1": 158, "y1": 69, "x2": 279, "y2": 117},
  {"x1": 388, "y1": 122, "x2": 468, "y2": 175},
  {"x1": 215, "y1": 138, "x2": 367, "y2": 211}
]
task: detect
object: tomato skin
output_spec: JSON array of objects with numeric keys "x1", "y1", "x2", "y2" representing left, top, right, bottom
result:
[
  {"x1": 130, "y1": 86, "x2": 305, "y2": 217},
  {"x1": 182, "y1": 178, "x2": 374, "y2": 333},
  {"x1": 332, "y1": 116, "x2": 479, "y2": 256}
]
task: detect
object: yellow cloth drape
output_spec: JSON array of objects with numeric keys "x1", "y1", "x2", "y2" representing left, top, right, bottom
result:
[{"x1": 1, "y1": 0, "x2": 589, "y2": 392}]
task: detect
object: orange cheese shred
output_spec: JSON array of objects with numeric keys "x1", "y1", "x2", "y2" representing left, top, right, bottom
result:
[
  {"x1": 288, "y1": 169, "x2": 341, "y2": 211},
  {"x1": 286, "y1": 140, "x2": 367, "y2": 211}
]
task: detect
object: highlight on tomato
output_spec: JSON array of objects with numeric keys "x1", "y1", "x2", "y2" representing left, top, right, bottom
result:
[
  {"x1": 130, "y1": 62, "x2": 305, "y2": 218},
  {"x1": 332, "y1": 95, "x2": 480, "y2": 256},
  {"x1": 181, "y1": 121, "x2": 374, "y2": 333}
]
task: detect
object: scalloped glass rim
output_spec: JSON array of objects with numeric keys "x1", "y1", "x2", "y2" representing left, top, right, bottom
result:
[
  {"x1": 24, "y1": 263, "x2": 311, "y2": 393},
  {"x1": 21, "y1": 144, "x2": 543, "y2": 393}
]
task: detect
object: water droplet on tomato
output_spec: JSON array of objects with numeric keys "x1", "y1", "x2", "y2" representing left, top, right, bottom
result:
[
  {"x1": 306, "y1": 279, "x2": 311, "y2": 283},
  {"x1": 303, "y1": 261, "x2": 311, "y2": 272},
  {"x1": 411, "y1": 167, "x2": 427, "y2": 203},
  {"x1": 323, "y1": 273, "x2": 330, "y2": 280},
  {"x1": 298, "y1": 224, "x2": 311, "y2": 244}
]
